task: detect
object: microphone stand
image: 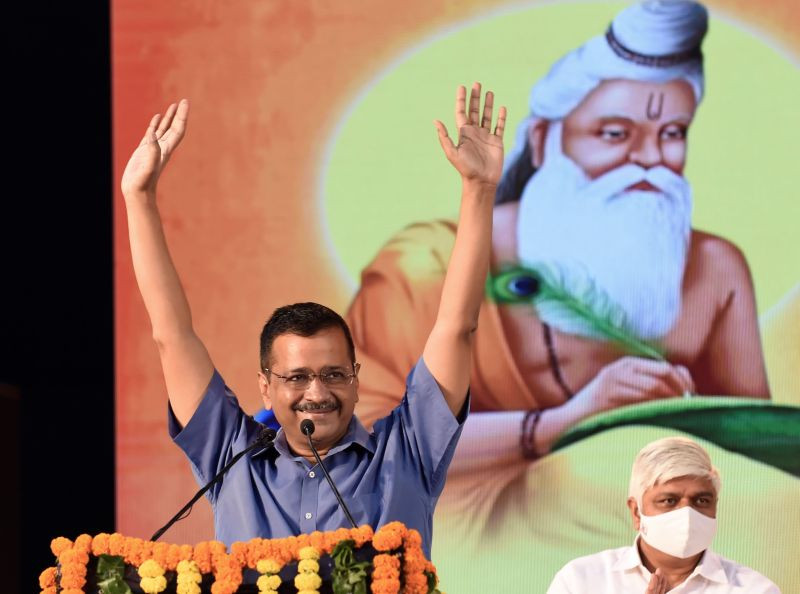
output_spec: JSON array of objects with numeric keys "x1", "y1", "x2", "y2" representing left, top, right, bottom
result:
[
  {"x1": 301, "y1": 420, "x2": 357, "y2": 529},
  {"x1": 150, "y1": 427, "x2": 277, "y2": 541}
]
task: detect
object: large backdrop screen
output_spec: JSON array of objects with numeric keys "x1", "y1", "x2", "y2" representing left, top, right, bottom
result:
[{"x1": 113, "y1": 1, "x2": 800, "y2": 591}]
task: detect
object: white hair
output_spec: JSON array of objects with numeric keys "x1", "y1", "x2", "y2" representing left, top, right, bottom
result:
[{"x1": 628, "y1": 437, "x2": 721, "y2": 505}]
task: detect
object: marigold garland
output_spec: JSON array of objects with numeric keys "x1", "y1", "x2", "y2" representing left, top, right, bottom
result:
[
  {"x1": 294, "y1": 546, "x2": 322, "y2": 593},
  {"x1": 40, "y1": 523, "x2": 438, "y2": 594},
  {"x1": 138, "y1": 558, "x2": 167, "y2": 593},
  {"x1": 177, "y1": 559, "x2": 203, "y2": 594}
]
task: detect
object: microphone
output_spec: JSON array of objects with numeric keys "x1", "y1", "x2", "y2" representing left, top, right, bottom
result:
[
  {"x1": 150, "y1": 426, "x2": 277, "y2": 541},
  {"x1": 300, "y1": 419, "x2": 357, "y2": 529}
]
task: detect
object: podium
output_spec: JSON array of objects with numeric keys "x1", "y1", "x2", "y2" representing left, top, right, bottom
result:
[{"x1": 38, "y1": 523, "x2": 441, "y2": 594}]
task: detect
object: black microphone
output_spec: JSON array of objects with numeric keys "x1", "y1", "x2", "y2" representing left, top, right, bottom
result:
[
  {"x1": 150, "y1": 426, "x2": 277, "y2": 541},
  {"x1": 300, "y1": 419, "x2": 357, "y2": 529}
]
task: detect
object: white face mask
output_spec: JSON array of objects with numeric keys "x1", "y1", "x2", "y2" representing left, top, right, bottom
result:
[{"x1": 639, "y1": 505, "x2": 717, "y2": 559}]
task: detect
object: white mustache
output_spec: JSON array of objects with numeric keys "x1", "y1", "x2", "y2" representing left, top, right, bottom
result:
[{"x1": 586, "y1": 164, "x2": 687, "y2": 200}]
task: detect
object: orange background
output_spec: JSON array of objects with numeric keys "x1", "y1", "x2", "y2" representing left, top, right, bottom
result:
[{"x1": 113, "y1": 0, "x2": 799, "y2": 546}]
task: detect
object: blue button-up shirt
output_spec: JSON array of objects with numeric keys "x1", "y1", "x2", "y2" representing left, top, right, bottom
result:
[{"x1": 168, "y1": 357, "x2": 467, "y2": 558}]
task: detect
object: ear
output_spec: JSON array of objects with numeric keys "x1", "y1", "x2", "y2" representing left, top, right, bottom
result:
[
  {"x1": 627, "y1": 497, "x2": 641, "y2": 531},
  {"x1": 258, "y1": 371, "x2": 274, "y2": 410},
  {"x1": 353, "y1": 363, "x2": 360, "y2": 403},
  {"x1": 527, "y1": 117, "x2": 549, "y2": 169}
]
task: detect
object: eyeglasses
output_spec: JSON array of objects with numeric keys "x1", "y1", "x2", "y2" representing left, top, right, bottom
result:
[{"x1": 263, "y1": 364, "x2": 360, "y2": 390}]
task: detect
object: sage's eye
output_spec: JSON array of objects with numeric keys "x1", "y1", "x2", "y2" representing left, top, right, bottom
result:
[{"x1": 507, "y1": 274, "x2": 539, "y2": 297}]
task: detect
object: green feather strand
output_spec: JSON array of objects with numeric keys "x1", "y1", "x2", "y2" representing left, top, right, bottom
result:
[{"x1": 487, "y1": 263, "x2": 665, "y2": 361}]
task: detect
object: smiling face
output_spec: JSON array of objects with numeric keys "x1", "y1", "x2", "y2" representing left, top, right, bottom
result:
[
  {"x1": 560, "y1": 78, "x2": 697, "y2": 183},
  {"x1": 628, "y1": 475, "x2": 718, "y2": 530},
  {"x1": 259, "y1": 326, "x2": 359, "y2": 457}
]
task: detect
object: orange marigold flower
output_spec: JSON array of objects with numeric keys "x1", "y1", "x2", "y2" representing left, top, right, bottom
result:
[
  {"x1": 401, "y1": 573, "x2": 428, "y2": 594},
  {"x1": 74, "y1": 534, "x2": 93, "y2": 553},
  {"x1": 61, "y1": 589, "x2": 85, "y2": 594},
  {"x1": 371, "y1": 578, "x2": 401, "y2": 594},
  {"x1": 179, "y1": 544, "x2": 194, "y2": 562},
  {"x1": 59, "y1": 548, "x2": 89, "y2": 566},
  {"x1": 230, "y1": 541, "x2": 248, "y2": 566},
  {"x1": 373, "y1": 527, "x2": 403, "y2": 552},
  {"x1": 193, "y1": 542, "x2": 213, "y2": 574},
  {"x1": 109, "y1": 533, "x2": 126, "y2": 556},
  {"x1": 353, "y1": 525, "x2": 374, "y2": 546},
  {"x1": 38, "y1": 567, "x2": 57, "y2": 588},
  {"x1": 50, "y1": 537, "x2": 72, "y2": 557},
  {"x1": 125, "y1": 537, "x2": 146, "y2": 565},
  {"x1": 91, "y1": 533, "x2": 111, "y2": 556},
  {"x1": 166, "y1": 543, "x2": 183, "y2": 570},
  {"x1": 40, "y1": 587, "x2": 57, "y2": 594},
  {"x1": 153, "y1": 542, "x2": 170, "y2": 567},
  {"x1": 402, "y1": 530, "x2": 422, "y2": 549}
]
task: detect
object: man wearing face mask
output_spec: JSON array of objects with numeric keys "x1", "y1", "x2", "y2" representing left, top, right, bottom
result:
[{"x1": 546, "y1": 436, "x2": 780, "y2": 593}]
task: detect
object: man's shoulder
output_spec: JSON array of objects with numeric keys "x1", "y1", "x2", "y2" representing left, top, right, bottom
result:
[
  {"x1": 709, "y1": 550, "x2": 781, "y2": 591},
  {"x1": 557, "y1": 545, "x2": 632, "y2": 574},
  {"x1": 689, "y1": 229, "x2": 751, "y2": 272}
]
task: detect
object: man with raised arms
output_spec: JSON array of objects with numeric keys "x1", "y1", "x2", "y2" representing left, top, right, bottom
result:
[{"x1": 120, "y1": 84, "x2": 506, "y2": 556}]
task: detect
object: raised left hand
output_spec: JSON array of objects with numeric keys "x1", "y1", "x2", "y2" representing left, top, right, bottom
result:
[{"x1": 434, "y1": 82, "x2": 506, "y2": 186}]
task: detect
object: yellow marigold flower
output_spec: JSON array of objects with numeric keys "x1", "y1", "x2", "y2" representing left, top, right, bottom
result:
[
  {"x1": 177, "y1": 559, "x2": 200, "y2": 575},
  {"x1": 38, "y1": 567, "x2": 57, "y2": 589},
  {"x1": 294, "y1": 572, "x2": 322, "y2": 591},
  {"x1": 256, "y1": 558, "x2": 282, "y2": 574},
  {"x1": 298, "y1": 545, "x2": 320, "y2": 561},
  {"x1": 298, "y1": 559, "x2": 320, "y2": 573},
  {"x1": 256, "y1": 574, "x2": 282, "y2": 591},
  {"x1": 297, "y1": 591, "x2": 320, "y2": 594},
  {"x1": 176, "y1": 581, "x2": 202, "y2": 594},
  {"x1": 140, "y1": 575, "x2": 168, "y2": 593},
  {"x1": 177, "y1": 572, "x2": 203, "y2": 585},
  {"x1": 138, "y1": 559, "x2": 166, "y2": 578}
]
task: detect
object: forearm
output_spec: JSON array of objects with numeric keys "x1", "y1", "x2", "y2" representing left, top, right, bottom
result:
[
  {"x1": 447, "y1": 411, "x2": 527, "y2": 476},
  {"x1": 447, "y1": 402, "x2": 587, "y2": 477},
  {"x1": 124, "y1": 191, "x2": 195, "y2": 343},
  {"x1": 435, "y1": 180, "x2": 495, "y2": 331},
  {"x1": 422, "y1": 180, "x2": 494, "y2": 411}
]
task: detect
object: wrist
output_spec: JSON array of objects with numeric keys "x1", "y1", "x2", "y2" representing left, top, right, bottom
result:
[
  {"x1": 461, "y1": 177, "x2": 498, "y2": 193},
  {"x1": 123, "y1": 189, "x2": 157, "y2": 206}
]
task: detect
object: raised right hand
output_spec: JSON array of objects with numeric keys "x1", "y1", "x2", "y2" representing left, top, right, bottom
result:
[
  {"x1": 121, "y1": 99, "x2": 189, "y2": 199},
  {"x1": 568, "y1": 356, "x2": 695, "y2": 420}
]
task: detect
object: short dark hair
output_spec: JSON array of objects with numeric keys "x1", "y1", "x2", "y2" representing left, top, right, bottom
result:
[{"x1": 259, "y1": 302, "x2": 356, "y2": 370}]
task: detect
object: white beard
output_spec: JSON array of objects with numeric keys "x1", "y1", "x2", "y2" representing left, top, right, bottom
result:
[{"x1": 516, "y1": 122, "x2": 692, "y2": 341}]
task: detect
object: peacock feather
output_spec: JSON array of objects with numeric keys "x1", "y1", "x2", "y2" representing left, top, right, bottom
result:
[{"x1": 487, "y1": 263, "x2": 665, "y2": 361}]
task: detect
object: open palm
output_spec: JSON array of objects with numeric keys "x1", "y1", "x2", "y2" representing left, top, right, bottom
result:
[
  {"x1": 435, "y1": 83, "x2": 506, "y2": 185},
  {"x1": 121, "y1": 99, "x2": 189, "y2": 197}
]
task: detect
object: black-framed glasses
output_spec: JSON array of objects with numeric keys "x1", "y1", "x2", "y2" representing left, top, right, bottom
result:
[{"x1": 263, "y1": 364, "x2": 360, "y2": 390}]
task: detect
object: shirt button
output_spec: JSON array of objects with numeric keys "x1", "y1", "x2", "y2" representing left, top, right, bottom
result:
[
  {"x1": 305, "y1": 512, "x2": 313, "y2": 520},
  {"x1": 308, "y1": 471, "x2": 316, "y2": 478}
]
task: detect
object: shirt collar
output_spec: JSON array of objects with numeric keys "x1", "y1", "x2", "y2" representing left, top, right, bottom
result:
[
  {"x1": 612, "y1": 538, "x2": 645, "y2": 572},
  {"x1": 264, "y1": 415, "x2": 376, "y2": 461},
  {"x1": 612, "y1": 536, "x2": 728, "y2": 585},
  {"x1": 693, "y1": 548, "x2": 728, "y2": 584}
]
